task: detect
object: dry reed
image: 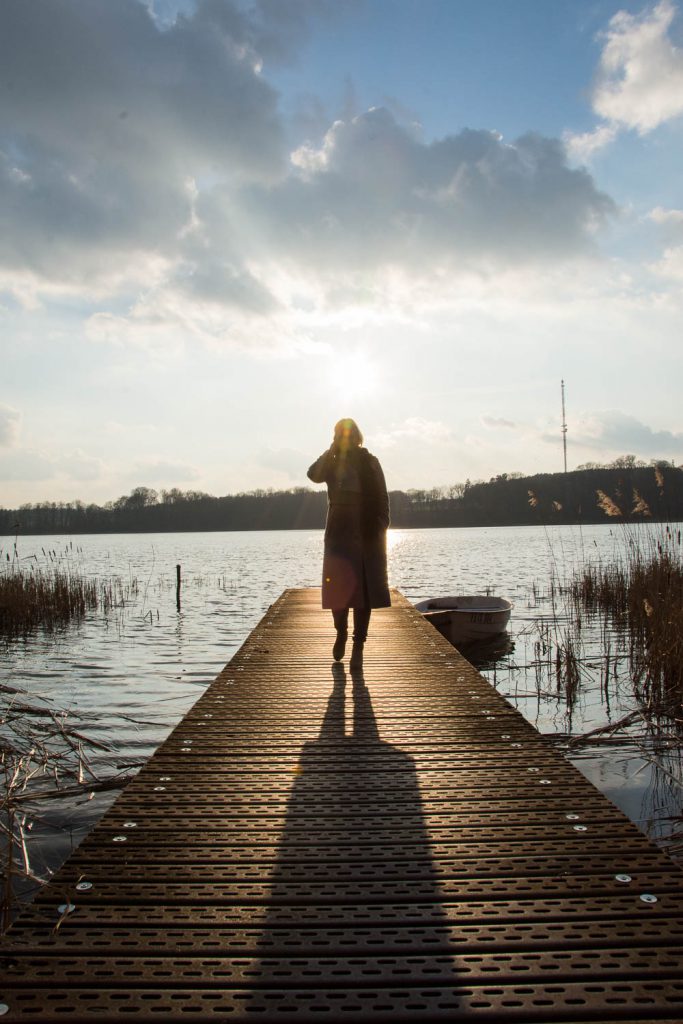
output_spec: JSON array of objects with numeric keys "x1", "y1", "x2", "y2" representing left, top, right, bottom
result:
[
  {"x1": 596, "y1": 490, "x2": 623, "y2": 518},
  {"x1": 0, "y1": 562, "x2": 123, "y2": 640},
  {"x1": 1, "y1": 685, "x2": 137, "y2": 929},
  {"x1": 569, "y1": 524, "x2": 683, "y2": 715},
  {"x1": 0, "y1": 567, "x2": 97, "y2": 637}
]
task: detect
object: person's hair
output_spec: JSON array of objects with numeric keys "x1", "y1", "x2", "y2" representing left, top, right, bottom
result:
[{"x1": 333, "y1": 418, "x2": 363, "y2": 449}]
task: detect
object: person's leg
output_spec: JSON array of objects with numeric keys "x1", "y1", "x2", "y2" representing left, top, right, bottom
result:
[
  {"x1": 350, "y1": 606, "x2": 370, "y2": 671},
  {"x1": 332, "y1": 608, "x2": 349, "y2": 661},
  {"x1": 350, "y1": 571, "x2": 371, "y2": 671},
  {"x1": 352, "y1": 607, "x2": 371, "y2": 644}
]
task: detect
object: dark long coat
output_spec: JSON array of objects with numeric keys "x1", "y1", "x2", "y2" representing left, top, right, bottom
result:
[{"x1": 307, "y1": 447, "x2": 391, "y2": 610}]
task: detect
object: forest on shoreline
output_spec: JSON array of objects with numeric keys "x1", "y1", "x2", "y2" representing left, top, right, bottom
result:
[{"x1": 2, "y1": 460, "x2": 681, "y2": 537}]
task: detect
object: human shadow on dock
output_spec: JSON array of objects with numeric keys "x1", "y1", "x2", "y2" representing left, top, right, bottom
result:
[{"x1": 248, "y1": 663, "x2": 458, "y2": 1016}]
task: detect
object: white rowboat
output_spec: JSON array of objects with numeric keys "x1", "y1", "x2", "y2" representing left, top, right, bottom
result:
[{"x1": 414, "y1": 595, "x2": 512, "y2": 646}]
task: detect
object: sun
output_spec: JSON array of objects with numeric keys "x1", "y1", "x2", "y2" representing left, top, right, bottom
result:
[{"x1": 325, "y1": 350, "x2": 380, "y2": 404}]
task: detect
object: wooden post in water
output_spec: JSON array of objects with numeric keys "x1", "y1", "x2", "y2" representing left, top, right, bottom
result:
[
  {"x1": 176, "y1": 564, "x2": 181, "y2": 611},
  {"x1": 561, "y1": 378, "x2": 568, "y2": 473}
]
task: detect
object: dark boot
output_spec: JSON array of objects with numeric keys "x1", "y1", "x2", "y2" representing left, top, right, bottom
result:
[
  {"x1": 349, "y1": 641, "x2": 364, "y2": 672},
  {"x1": 350, "y1": 606, "x2": 369, "y2": 671},
  {"x1": 332, "y1": 631, "x2": 347, "y2": 662},
  {"x1": 332, "y1": 609, "x2": 349, "y2": 662}
]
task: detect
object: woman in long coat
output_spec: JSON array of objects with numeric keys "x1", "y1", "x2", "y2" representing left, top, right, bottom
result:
[{"x1": 307, "y1": 418, "x2": 391, "y2": 670}]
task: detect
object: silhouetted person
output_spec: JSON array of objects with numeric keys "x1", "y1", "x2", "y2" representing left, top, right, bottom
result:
[{"x1": 307, "y1": 418, "x2": 390, "y2": 671}]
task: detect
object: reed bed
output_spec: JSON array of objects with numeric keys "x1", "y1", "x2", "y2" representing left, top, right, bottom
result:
[
  {"x1": 496, "y1": 545, "x2": 683, "y2": 863},
  {"x1": 0, "y1": 567, "x2": 101, "y2": 638},
  {"x1": 0, "y1": 544, "x2": 126, "y2": 640},
  {"x1": 568, "y1": 525, "x2": 683, "y2": 715}
]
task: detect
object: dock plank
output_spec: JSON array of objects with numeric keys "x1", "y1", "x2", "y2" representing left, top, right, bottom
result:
[{"x1": 2, "y1": 588, "x2": 683, "y2": 1022}]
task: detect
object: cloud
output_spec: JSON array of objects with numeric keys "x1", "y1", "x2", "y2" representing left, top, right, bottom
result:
[
  {"x1": 0, "y1": 405, "x2": 21, "y2": 447},
  {"x1": 0, "y1": 0, "x2": 618, "y2": 339},
  {"x1": 647, "y1": 204, "x2": 683, "y2": 278},
  {"x1": 375, "y1": 417, "x2": 455, "y2": 448},
  {"x1": 0, "y1": 0, "x2": 284, "y2": 290},
  {"x1": 370, "y1": 416, "x2": 534, "y2": 490},
  {"x1": 592, "y1": 0, "x2": 683, "y2": 134},
  {"x1": 649, "y1": 205, "x2": 683, "y2": 225},
  {"x1": 563, "y1": 124, "x2": 618, "y2": 162},
  {"x1": 564, "y1": 2, "x2": 683, "y2": 161},
  {"x1": 113, "y1": 108, "x2": 614, "y2": 343},
  {"x1": 84, "y1": 297, "x2": 317, "y2": 356},
  {"x1": 105, "y1": 419, "x2": 161, "y2": 437},
  {"x1": 481, "y1": 415, "x2": 518, "y2": 430},
  {"x1": 131, "y1": 459, "x2": 201, "y2": 484},
  {"x1": 0, "y1": 450, "x2": 56, "y2": 483},
  {"x1": 561, "y1": 410, "x2": 683, "y2": 458},
  {"x1": 650, "y1": 244, "x2": 683, "y2": 278},
  {"x1": 0, "y1": 4, "x2": 616, "y2": 347},
  {"x1": 646, "y1": 206, "x2": 683, "y2": 278},
  {"x1": 172, "y1": 257, "x2": 280, "y2": 315},
  {"x1": 255, "y1": 110, "x2": 614, "y2": 275},
  {"x1": 0, "y1": 445, "x2": 106, "y2": 485},
  {"x1": 57, "y1": 451, "x2": 105, "y2": 482}
]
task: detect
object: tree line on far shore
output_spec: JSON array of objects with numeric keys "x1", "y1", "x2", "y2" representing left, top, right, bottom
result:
[{"x1": 1, "y1": 458, "x2": 681, "y2": 536}]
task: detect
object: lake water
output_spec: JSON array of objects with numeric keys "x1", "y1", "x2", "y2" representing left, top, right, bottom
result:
[{"x1": 2, "y1": 523, "x2": 681, "y2": 903}]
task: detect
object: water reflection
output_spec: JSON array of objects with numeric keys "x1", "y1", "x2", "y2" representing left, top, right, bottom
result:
[{"x1": 458, "y1": 633, "x2": 515, "y2": 672}]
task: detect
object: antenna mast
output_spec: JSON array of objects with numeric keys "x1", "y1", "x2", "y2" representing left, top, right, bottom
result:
[{"x1": 561, "y1": 379, "x2": 568, "y2": 473}]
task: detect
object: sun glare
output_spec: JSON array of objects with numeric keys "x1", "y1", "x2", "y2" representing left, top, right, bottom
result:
[
  {"x1": 386, "y1": 529, "x2": 403, "y2": 553},
  {"x1": 325, "y1": 350, "x2": 380, "y2": 403}
]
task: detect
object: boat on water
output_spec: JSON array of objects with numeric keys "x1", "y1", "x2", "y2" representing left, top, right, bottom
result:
[{"x1": 414, "y1": 595, "x2": 512, "y2": 646}]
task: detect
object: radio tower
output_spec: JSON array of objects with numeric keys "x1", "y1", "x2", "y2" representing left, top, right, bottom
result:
[{"x1": 561, "y1": 379, "x2": 568, "y2": 473}]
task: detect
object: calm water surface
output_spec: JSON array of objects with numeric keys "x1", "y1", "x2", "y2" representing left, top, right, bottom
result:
[{"x1": 2, "y1": 524, "x2": 681, "y2": 891}]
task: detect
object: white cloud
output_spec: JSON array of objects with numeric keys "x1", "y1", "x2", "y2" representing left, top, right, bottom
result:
[
  {"x1": 254, "y1": 111, "x2": 614, "y2": 276},
  {"x1": 105, "y1": 419, "x2": 161, "y2": 437},
  {"x1": 646, "y1": 208, "x2": 683, "y2": 278},
  {"x1": 564, "y1": 2, "x2": 683, "y2": 163},
  {"x1": 649, "y1": 205, "x2": 683, "y2": 224},
  {"x1": 0, "y1": 0, "x2": 285, "y2": 292},
  {"x1": 650, "y1": 244, "x2": 683, "y2": 278},
  {"x1": 563, "y1": 123, "x2": 618, "y2": 162},
  {"x1": 565, "y1": 410, "x2": 683, "y2": 458},
  {"x1": 0, "y1": 405, "x2": 21, "y2": 447},
  {"x1": 0, "y1": 445, "x2": 107, "y2": 485},
  {"x1": 593, "y1": 0, "x2": 683, "y2": 134},
  {"x1": 57, "y1": 451, "x2": 105, "y2": 482},
  {"x1": 131, "y1": 460, "x2": 201, "y2": 484},
  {"x1": 0, "y1": 0, "x2": 616, "y2": 346},
  {"x1": 0, "y1": 450, "x2": 56, "y2": 483},
  {"x1": 375, "y1": 417, "x2": 455, "y2": 449},
  {"x1": 98, "y1": 107, "x2": 614, "y2": 346},
  {"x1": 85, "y1": 296, "x2": 319, "y2": 357},
  {"x1": 481, "y1": 415, "x2": 518, "y2": 430},
  {"x1": 370, "y1": 416, "x2": 538, "y2": 490}
]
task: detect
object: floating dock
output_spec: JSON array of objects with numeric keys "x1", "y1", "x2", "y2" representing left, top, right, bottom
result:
[{"x1": 2, "y1": 588, "x2": 683, "y2": 1021}]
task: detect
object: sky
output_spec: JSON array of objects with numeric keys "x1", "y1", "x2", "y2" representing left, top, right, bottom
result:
[{"x1": 2, "y1": 0, "x2": 683, "y2": 506}]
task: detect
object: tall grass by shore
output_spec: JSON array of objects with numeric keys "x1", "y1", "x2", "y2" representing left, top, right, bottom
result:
[
  {"x1": 524, "y1": 472, "x2": 683, "y2": 721},
  {"x1": 0, "y1": 567, "x2": 102, "y2": 638},
  {"x1": 0, "y1": 541, "x2": 124, "y2": 640},
  {"x1": 569, "y1": 525, "x2": 683, "y2": 715}
]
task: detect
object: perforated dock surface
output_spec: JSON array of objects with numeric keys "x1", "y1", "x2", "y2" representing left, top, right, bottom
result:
[{"x1": 2, "y1": 588, "x2": 683, "y2": 1022}]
